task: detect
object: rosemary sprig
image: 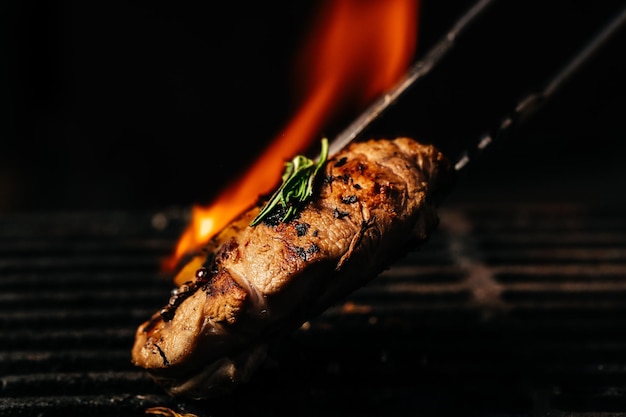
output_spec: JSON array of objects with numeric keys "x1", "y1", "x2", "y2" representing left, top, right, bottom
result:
[{"x1": 250, "y1": 138, "x2": 329, "y2": 226}]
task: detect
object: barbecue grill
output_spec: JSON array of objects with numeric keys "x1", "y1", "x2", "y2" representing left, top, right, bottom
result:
[
  {"x1": 3, "y1": 175, "x2": 626, "y2": 416},
  {"x1": 3, "y1": 1, "x2": 626, "y2": 416}
]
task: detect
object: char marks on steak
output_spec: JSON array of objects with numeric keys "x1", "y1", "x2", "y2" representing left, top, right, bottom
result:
[{"x1": 131, "y1": 137, "x2": 454, "y2": 399}]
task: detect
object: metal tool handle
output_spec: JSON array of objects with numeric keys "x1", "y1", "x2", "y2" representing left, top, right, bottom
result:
[{"x1": 453, "y1": 5, "x2": 626, "y2": 172}]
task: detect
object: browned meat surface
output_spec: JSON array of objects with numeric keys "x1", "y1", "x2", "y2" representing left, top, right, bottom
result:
[{"x1": 131, "y1": 137, "x2": 454, "y2": 399}]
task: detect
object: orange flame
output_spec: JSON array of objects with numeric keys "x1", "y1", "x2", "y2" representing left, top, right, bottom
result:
[{"x1": 162, "y1": 0, "x2": 419, "y2": 271}]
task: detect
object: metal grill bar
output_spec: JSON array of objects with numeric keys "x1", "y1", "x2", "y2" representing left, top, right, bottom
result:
[{"x1": 0, "y1": 211, "x2": 184, "y2": 416}]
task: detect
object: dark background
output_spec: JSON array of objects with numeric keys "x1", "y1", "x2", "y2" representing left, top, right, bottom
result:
[{"x1": 2, "y1": 0, "x2": 626, "y2": 213}]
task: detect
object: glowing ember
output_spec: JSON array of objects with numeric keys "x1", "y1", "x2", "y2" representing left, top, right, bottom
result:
[{"x1": 162, "y1": 0, "x2": 420, "y2": 271}]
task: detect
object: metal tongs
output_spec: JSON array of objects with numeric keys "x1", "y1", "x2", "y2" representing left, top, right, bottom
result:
[{"x1": 326, "y1": 0, "x2": 626, "y2": 171}]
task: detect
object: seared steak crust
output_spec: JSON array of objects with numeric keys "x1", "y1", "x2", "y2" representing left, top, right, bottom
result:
[{"x1": 131, "y1": 137, "x2": 454, "y2": 399}]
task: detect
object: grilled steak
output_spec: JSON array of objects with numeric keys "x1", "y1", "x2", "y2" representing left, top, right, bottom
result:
[{"x1": 131, "y1": 137, "x2": 454, "y2": 399}]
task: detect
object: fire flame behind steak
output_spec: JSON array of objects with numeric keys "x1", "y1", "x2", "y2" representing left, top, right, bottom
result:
[{"x1": 131, "y1": 137, "x2": 454, "y2": 399}]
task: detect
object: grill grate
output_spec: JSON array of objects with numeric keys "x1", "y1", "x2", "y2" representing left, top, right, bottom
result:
[{"x1": 2, "y1": 202, "x2": 626, "y2": 417}]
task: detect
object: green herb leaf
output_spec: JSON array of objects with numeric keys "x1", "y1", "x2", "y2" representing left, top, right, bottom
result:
[{"x1": 250, "y1": 138, "x2": 329, "y2": 226}]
